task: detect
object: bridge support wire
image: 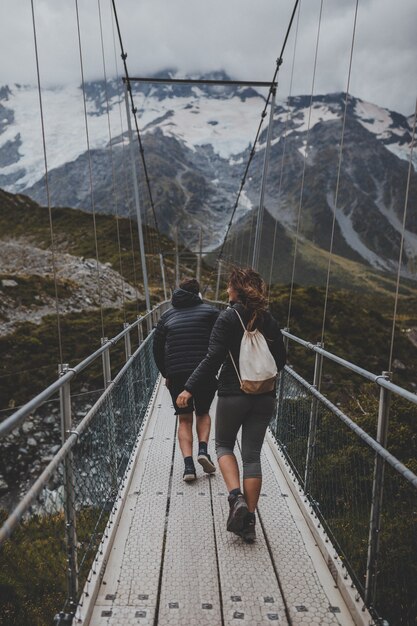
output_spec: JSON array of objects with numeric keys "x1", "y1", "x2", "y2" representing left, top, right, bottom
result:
[
  {"x1": 252, "y1": 85, "x2": 277, "y2": 271},
  {"x1": 124, "y1": 84, "x2": 151, "y2": 312}
]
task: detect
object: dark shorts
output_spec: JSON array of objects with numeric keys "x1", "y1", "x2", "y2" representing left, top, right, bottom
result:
[{"x1": 166, "y1": 374, "x2": 217, "y2": 416}]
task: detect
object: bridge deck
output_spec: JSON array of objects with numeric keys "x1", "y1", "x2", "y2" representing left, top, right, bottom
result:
[{"x1": 86, "y1": 379, "x2": 356, "y2": 626}]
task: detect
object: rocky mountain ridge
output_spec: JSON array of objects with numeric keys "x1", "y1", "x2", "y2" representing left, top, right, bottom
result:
[{"x1": 0, "y1": 73, "x2": 416, "y2": 276}]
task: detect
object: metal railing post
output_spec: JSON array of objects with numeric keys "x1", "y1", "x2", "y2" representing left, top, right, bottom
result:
[
  {"x1": 282, "y1": 327, "x2": 290, "y2": 353},
  {"x1": 146, "y1": 312, "x2": 153, "y2": 334},
  {"x1": 365, "y1": 371, "x2": 392, "y2": 609},
  {"x1": 215, "y1": 260, "x2": 222, "y2": 301},
  {"x1": 272, "y1": 368, "x2": 284, "y2": 435},
  {"x1": 174, "y1": 226, "x2": 179, "y2": 286},
  {"x1": 101, "y1": 338, "x2": 111, "y2": 389},
  {"x1": 160, "y1": 253, "x2": 168, "y2": 301},
  {"x1": 304, "y1": 344, "x2": 324, "y2": 493},
  {"x1": 123, "y1": 323, "x2": 132, "y2": 361},
  {"x1": 137, "y1": 317, "x2": 144, "y2": 344},
  {"x1": 196, "y1": 227, "x2": 202, "y2": 284},
  {"x1": 58, "y1": 364, "x2": 78, "y2": 616},
  {"x1": 100, "y1": 339, "x2": 118, "y2": 491}
]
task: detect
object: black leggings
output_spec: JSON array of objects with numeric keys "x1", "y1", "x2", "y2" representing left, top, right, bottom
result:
[{"x1": 215, "y1": 395, "x2": 275, "y2": 479}]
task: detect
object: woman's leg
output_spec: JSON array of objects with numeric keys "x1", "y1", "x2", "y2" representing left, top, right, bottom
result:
[
  {"x1": 218, "y1": 454, "x2": 240, "y2": 491},
  {"x1": 241, "y1": 396, "x2": 275, "y2": 512},
  {"x1": 215, "y1": 396, "x2": 249, "y2": 491},
  {"x1": 243, "y1": 477, "x2": 262, "y2": 513}
]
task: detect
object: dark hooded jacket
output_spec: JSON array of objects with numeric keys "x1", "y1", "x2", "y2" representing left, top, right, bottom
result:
[
  {"x1": 185, "y1": 302, "x2": 286, "y2": 396},
  {"x1": 152, "y1": 288, "x2": 219, "y2": 379}
]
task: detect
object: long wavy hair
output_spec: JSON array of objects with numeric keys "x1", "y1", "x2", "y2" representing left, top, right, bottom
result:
[{"x1": 228, "y1": 266, "x2": 267, "y2": 330}]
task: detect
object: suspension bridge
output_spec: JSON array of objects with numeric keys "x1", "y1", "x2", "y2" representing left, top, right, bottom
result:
[{"x1": 1, "y1": 1, "x2": 417, "y2": 625}]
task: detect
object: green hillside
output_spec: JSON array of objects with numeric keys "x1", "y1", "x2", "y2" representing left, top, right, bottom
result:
[
  {"x1": 0, "y1": 189, "x2": 212, "y2": 409},
  {"x1": 218, "y1": 208, "x2": 417, "y2": 296}
]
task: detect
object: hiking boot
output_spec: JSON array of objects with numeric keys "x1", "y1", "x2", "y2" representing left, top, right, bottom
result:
[
  {"x1": 241, "y1": 511, "x2": 256, "y2": 543},
  {"x1": 183, "y1": 466, "x2": 196, "y2": 482},
  {"x1": 197, "y1": 452, "x2": 216, "y2": 474},
  {"x1": 226, "y1": 494, "x2": 249, "y2": 534}
]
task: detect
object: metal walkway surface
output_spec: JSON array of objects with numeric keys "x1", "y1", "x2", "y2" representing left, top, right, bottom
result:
[{"x1": 79, "y1": 379, "x2": 360, "y2": 626}]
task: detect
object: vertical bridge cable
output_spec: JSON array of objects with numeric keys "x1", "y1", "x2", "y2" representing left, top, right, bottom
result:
[
  {"x1": 109, "y1": 1, "x2": 141, "y2": 311},
  {"x1": 287, "y1": 0, "x2": 324, "y2": 325},
  {"x1": 111, "y1": 0, "x2": 168, "y2": 297},
  {"x1": 320, "y1": 0, "x2": 359, "y2": 346},
  {"x1": 387, "y1": 97, "x2": 417, "y2": 373},
  {"x1": 268, "y1": 0, "x2": 301, "y2": 301},
  {"x1": 74, "y1": 0, "x2": 106, "y2": 339},
  {"x1": 217, "y1": 0, "x2": 300, "y2": 266},
  {"x1": 97, "y1": 0, "x2": 126, "y2": 323},
  {"x1": 31, "y1": 0, "x2": 64, "y2": 365}
]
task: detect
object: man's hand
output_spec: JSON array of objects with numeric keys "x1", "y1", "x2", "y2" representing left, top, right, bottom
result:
[{"x1": 176, "y1": 390, "x2": 192, "y2": 408}]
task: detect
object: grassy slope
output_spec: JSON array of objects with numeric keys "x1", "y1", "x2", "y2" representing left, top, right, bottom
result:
[
  {"x1": 222, "y1": 209, "x2": 417, "y2": 295},
  {"x1": 0, "y1": 189, "x2": 211, "y2": 409},
  {"x1": 1, "y1": 188, "x2": 416, "y2": 408}
]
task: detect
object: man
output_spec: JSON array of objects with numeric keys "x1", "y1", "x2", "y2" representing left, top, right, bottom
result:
[{"x1": 153, "y1": 278, "x2": 219, "y2": 481}]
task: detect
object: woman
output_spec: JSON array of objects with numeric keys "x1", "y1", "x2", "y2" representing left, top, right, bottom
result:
[{"x1": 177, "y1": 267, "x2": 286, "y2": 542}]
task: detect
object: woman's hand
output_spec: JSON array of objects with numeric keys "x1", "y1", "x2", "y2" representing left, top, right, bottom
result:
[{"x1": 176, "y1": 390, "x2": 192, "y2": 408}]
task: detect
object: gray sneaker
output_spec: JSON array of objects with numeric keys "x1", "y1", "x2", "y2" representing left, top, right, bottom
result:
[{"x1": 226, "y1": 494, "x2": 248, "y2": 534}]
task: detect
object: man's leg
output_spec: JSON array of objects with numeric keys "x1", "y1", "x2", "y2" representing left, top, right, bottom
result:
[
  {"x1": 194, "y1": 382, "x2": 217, "y2": 474},
  {"x1": 195, "y1": 412, "x2": 211, "y2": 445},
  {"x1": 178, "y1": 412, "x2": 196, "y2": 481},
  {"x1": 196, "y1": 412, "x2": 216, "y2": 473},
  {"x1": 178, "y1": 412, "x2": 194, "y2": 458}
]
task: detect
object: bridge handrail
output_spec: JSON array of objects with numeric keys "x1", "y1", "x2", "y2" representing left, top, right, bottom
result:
[
  {"x1": 285, "y1": 365, "x2": 417, "y2": 488},
  {"x1": 0, "y1": 330, "x2": 154, "y2": 545},
  {"x1": 281, "y1": 329, "x2": 417, "y2": 406},
  {"x1": 208, "y1": 300, "x2": 417, "y2": 406},
  {"x1": 0, "y1": 302, "x2": 170, "y2": 438}
]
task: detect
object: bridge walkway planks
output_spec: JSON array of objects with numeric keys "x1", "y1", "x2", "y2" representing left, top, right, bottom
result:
[{"x1": 86, "y1": 379, "x2": 356, "y2": 626}]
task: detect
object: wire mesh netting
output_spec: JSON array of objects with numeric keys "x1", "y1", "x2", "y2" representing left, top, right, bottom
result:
[
  {"x1": 270, "y1": 367, "x2": 311, "y2": 483},
  {"x1": 270, "y1": 366, "x2": 417, "y2": 626},
  {"x1": 0, "y1": 333, "x2": 159, "y2": 625},
  {"x1": 374, "y1": 462, "x2": 417, "y2": 626}
]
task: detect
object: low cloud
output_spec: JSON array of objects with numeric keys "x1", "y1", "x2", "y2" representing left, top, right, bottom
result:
[{"x1": 0, "y1": 0, "x2": 415, "y2": 115}]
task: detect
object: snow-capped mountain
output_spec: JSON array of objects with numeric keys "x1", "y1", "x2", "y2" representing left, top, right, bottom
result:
[{"x1": 0, "y1": 73, "x2": 416, "y2": 276}]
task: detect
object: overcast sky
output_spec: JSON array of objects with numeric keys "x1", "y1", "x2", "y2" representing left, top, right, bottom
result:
[{"x1": 0, "y1": 0, "x2": 416, "y2": 116}]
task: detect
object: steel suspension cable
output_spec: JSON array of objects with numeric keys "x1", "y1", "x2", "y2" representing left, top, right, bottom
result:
[
  {"x1": 320, "y1": 0, "x2": 359, "y2": 346},
  {"x1": 267, "y1": 0, "x2": 301, "y2": 302},
  {"x1": 109, "y1": 0, "x2": 141, "y2": 310},
  {"x1": 97, "y1": 0, "x2": 126, "y2": 322},
  {"x1": 110, "y1": 0, "x2": 167, "y2": 282},
  {"x1": 30, "y1": 0, "x2": 64, "y2": 365},
  {"x1": 75, "y1": 0, "x2": 105, "y2": 339},
  {"x1": 217, "y1": 0, "x2": 300, "y2": 264},
  {"x1": 287, "y1": 0, "x2": 324, "y2": 324},
  {"x1": 387, "y1": 96, "x2": 417, "y2": 372}
]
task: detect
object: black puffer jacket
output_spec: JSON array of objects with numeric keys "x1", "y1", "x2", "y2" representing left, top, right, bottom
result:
[
  {"x1": 185, "y1": 302, "x2": 286, "y2": 396},
  {"x1": 152, "y1": 288, "x2": 219, "y2": 378}
]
